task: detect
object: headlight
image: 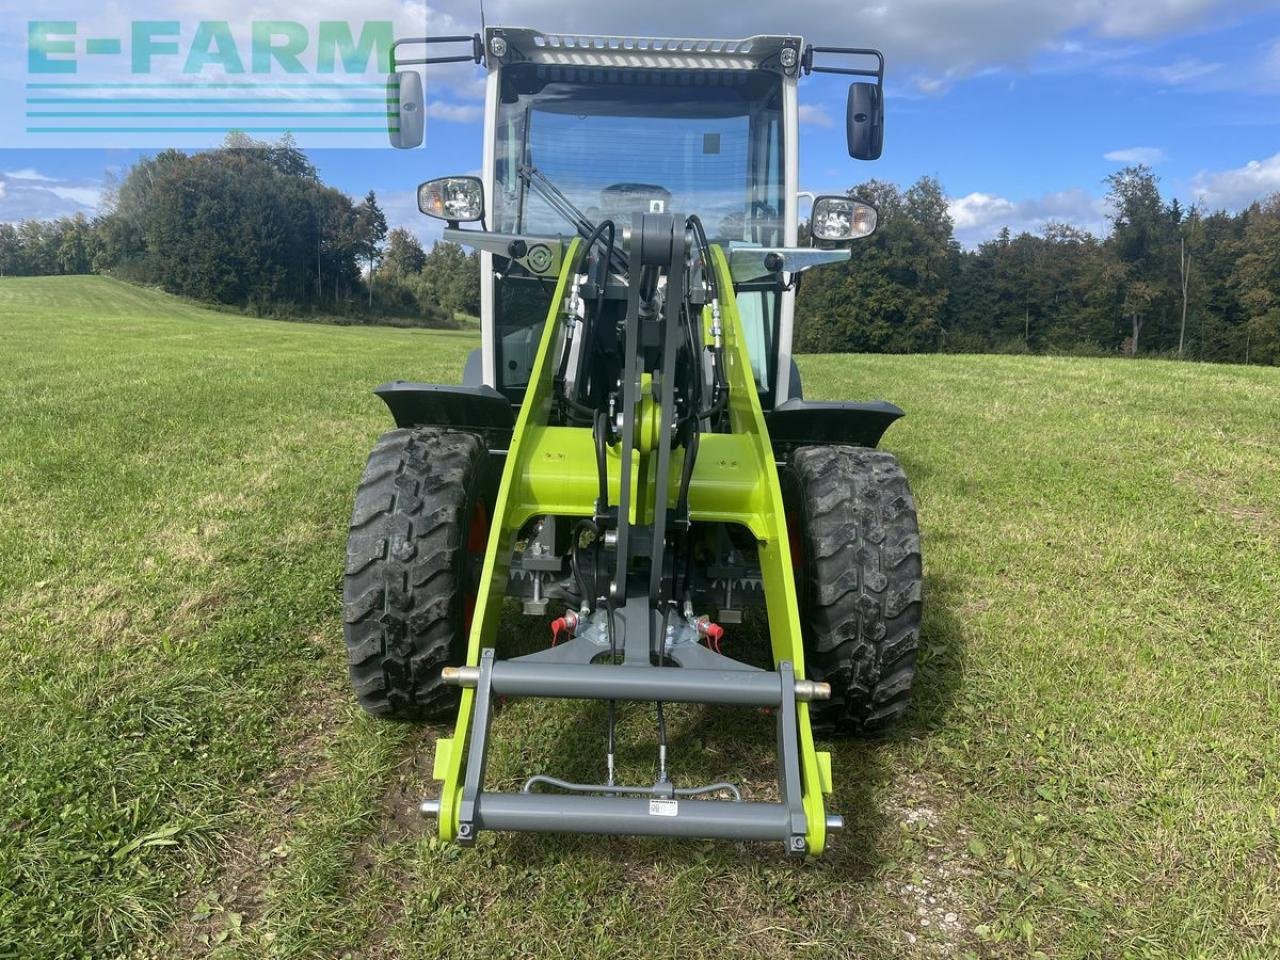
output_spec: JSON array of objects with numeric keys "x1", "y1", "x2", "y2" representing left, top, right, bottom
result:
[
  {"x1": 810, "y1": 196, "x2": 877, "y2": 242},
  {"x1": 417, "y1": 176, "x2": 485, "y2": 223}
]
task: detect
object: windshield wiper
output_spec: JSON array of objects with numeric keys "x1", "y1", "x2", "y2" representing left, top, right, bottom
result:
[{"x1": 519, "y1": 164, "x2": 629, "y2": 274}]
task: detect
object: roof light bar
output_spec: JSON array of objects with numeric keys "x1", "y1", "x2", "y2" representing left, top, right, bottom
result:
[{"x1": 489, "y1": 28, "x2": 802, "y2": 74}]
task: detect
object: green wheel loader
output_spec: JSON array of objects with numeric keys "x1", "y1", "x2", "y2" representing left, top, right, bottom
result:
[{"x1": 343, "y1": 27, "x2": 923, "y2": 855}]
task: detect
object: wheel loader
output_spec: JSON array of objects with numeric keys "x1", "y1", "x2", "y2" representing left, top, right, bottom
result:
[{"x1": 343, "y1": 26, "x2": 923, "y2": 855}]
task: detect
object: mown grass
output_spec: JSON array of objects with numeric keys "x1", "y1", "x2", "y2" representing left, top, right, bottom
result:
[{"x1": 1, "y1": 275, "x2": 1277, "y2": 959}]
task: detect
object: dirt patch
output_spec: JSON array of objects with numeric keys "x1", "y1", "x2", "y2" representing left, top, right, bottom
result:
[
  {"x1": 1176, "y1": 470, "x2": 1279, "y2": 538},
  {"x1": 353, "y1": 733, "x2": 440, "y2": 874},
  {"x1": 161, "y1": 521, "x2": 222, "y2": 566},
  {"x1": 168, "y1": 589, "x2": 231, "y2": 635},
  {"x1": 882, "y1": 777, "x2": 979, "y2": 956},
  {"x1": 164, "y1": 675, "x2": 346, "y2": 956}
]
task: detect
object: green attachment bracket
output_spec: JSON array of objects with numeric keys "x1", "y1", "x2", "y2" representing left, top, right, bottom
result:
[{"x1": 430, "y1": 238, "x2": 832, "y2": 854}]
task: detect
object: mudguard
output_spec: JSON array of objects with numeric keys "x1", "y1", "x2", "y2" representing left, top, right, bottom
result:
[
  {"x1": 374, "y1": 381, "x2": 515, "y2": 446},
  {"x1": 766, "y1": 397, "x2": 904, "y2": 449}
]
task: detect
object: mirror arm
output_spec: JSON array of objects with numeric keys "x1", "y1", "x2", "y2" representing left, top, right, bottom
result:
[
  {"x1": 390, "y1": 35, "x2": 483, "y2": 70},
  {"x1": 726, "y1": 246, "x2": 850, "y2": 284},
  {"x1": 800, "y1": 45, "x2": 884, "y2": 84},
  {"x1": 441, "y1": 228, "x2": 567, "y2": 278}
]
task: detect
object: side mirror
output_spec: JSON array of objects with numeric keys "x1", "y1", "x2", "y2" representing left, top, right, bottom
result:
[
  {"x1": 846, "y1": 81, "x2": 883, "y2": 161},
  {"x1": 810, "y1": 196, "x2": 878, "y2": 245},
  {"x1": 418, "y1": 176, "x2": 485, "y2": 224},
  {"x1": 388, "y1": 71, "x2": 424, "y2": 149}
]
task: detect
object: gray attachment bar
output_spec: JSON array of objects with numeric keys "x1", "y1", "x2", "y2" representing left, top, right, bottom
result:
[
  {"x1": 665, "y1": 636, "x2": 764, "y2": 672},
  {"x1": 512, "y1": 630, "x2": 612, "y2": 666},
  {"x1": 487, "y1": 661, "x2": 791, "y2": 706},
  {"x1": 475, "y1": 793, "x2": 793, "y2": 841},
  {"x1": 446, "y1": 656, "x2": 829, "y2": 704},
  {"x1": 456, "y1": 649, "x2": 496, "y2": 845},
  {"x1": 431, "y1": 650, "x2": 825, "y2": 851},
  {"x1": 775, "y1": 661, "x2": 809, "y2": 855}
]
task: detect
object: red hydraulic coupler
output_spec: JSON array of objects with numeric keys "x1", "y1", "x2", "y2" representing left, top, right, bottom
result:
[
  {"x1": 693, "y1": 615, "x2": 725, "y2": 654},
  {"x1": 549, "y1": 609, "x2": 580, "y2": 646}
]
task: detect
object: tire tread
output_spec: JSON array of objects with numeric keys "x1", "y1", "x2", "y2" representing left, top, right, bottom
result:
[
  {"x1": 342, "y1": 428, "x2": 488, "y2": 721},
  {"x1": 786, "y1": 445, "x2": 924, "y2": 737}
]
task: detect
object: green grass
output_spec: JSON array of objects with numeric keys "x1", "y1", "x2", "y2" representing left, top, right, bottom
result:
[{"x1": 1, "y1": 275, "x2": 1277, "y2": 959}]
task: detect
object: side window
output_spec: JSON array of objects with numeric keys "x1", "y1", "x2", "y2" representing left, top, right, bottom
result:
[
  {"x1": 735, "y1": 288, "x2": 778, "y2": 396},
  {"x1": 495, "y1": 274, "x2": 553, "y2": 401}
]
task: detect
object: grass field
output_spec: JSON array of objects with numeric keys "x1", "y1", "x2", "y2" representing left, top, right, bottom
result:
[{"x1": 2, "y1": 275, "x2": 1278, "y2": 959}]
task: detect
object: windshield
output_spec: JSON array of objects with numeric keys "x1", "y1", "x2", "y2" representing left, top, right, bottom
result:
[{"x1": 494, "y1": 66, "x2": 784, "y2": 245}]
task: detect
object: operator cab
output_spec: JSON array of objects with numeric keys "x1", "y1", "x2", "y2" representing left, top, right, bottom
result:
[
  {"x1": 387, "y1": 27, "x2": 885, "y2": 408},
  {"x1": 491, "y1": 60, "x2": 786, "y2": 403}
]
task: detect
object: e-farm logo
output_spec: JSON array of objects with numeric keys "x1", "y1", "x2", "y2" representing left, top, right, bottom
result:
[{"x1": 21, "y1": 19, "x2": 399, "y2": 147}]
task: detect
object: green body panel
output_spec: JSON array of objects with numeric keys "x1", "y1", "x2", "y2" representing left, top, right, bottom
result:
[{"x1": 434, "y1": 241, "x2": 831, "y2": 852}]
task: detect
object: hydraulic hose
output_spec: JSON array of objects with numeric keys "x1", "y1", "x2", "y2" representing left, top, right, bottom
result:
[
  {"x1": 570, "y1": 518, "x2": 600, "y2": 605},
  {"x1": 684, "y1": 215, "x2": 728, "y2": 422},
  {"x1": 593, "y1": 409, "x2": 610, "y2": 518},
  {"x1": 556, "y1": 230, "x2": 613, "y2": 421}
]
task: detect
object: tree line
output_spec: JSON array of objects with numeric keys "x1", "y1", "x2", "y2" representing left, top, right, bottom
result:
[
  {"x1": 798, "y1": 166, "x2": 1280, "y2": 364},
  {"x1": 0, "y1": 136, "x2": 478, "y2": 328},
  {"x1": 1, "y1": 141, "x2": 1276, "y2": 363}
]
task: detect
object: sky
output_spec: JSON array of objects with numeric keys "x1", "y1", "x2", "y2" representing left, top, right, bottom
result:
[{"x1": 2, "y1": 0, "x2": 1280, "y2": 247}]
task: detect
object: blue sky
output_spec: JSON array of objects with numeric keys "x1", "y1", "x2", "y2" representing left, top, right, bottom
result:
[{"x1": 2, "y1": 1, "x2": 1280, "y2": 246}]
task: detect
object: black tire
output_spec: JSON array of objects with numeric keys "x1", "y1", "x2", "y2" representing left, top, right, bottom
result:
[
  {"x1": 784, "y1": 445, "x2": 923, "y2": 736},
  {"x1": 343, "y1": 428, "x2": 493, "y2": 721}
]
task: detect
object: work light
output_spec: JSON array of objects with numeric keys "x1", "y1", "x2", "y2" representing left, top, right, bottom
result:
[
  {"x1": 418, "y1": 177, "x2": 485, "y2": 223},
  {"x1": 810, "y1": 196, "x2": 877, "y2": 242}
]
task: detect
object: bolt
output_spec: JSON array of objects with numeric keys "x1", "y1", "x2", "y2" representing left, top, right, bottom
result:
[
  {"x1": 825, "y1": 814, "x2": 845, "y2": 832},
  {"x1": 489, "y1": 35, "x2": 508, "y2": 58},
  {"x1": 793, "y1": 679, "x2": 832, "y2": 701},
  {"x1": 442, "y1": 665, "x2": 481, "y2": 688},
  {"x1": 419, "y1": 799, "x2": 441, "y2": 817}
]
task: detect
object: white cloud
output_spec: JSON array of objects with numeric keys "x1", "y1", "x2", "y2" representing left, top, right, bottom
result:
[
  {"x1": 911, "y1": 74, "x2": 952, "y2": 96},
  {"x1": 1139, "y1": 57, "x2": 1223, "y2": 85},
  {"x1": 1267, "y1": 38, "x2": 1280, "y2": 76},
  {"x1": 1090, "y1": 0, "x2": 1248, "y2": 37},
  {"x1": 948, "y1": 192, "x2": 1018, "y2": 232},
  {"x1": 948, "y1": 187, "x2": 1108, "y2": 246},
  {"x1": 3, "y1": 169, "x2": 58, "y2": 182},
  {"x1": 0, "y1": 175, "x2": 104, "y2": 222},
  {"x1": 44, "y1": 187, "x2": 104, "y2": 209},
  {"x1": 1104, "y1": 146, "x2": 1167, "y2": 164},
  {"x1": 427, "y1": 0, "x2": 1255, "y2": 82},
  {"x1": 1190, "y1": 152, "x2": 1280, "y2": 209},
  {"x1": 425, "y1": 101, "x2": 484, "y2": 123},
  {"x1": 798, "y1": 104, "x2": 834, "y2": 128}
]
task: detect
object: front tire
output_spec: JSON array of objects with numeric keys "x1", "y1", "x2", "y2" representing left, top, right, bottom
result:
[
  {"x1": 784, "y1": 445, "x2": 923, "y2": 736},
  {"x1": 343, "y1": 428, "x2": 492, "y2": 721}
]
